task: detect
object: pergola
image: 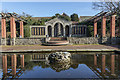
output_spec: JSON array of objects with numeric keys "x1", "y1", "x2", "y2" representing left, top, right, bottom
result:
[
  {"x1": 0, "y1": 12, "x2": 24, "y2": 45},
  {"x1": 83, "y1": 11, "x2": 119, "y2": 38}
]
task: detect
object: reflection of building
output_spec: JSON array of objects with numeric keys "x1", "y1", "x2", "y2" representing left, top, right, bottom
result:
[
  {"x1": 2, "y1": 53, "x2": 120, "y2": 79},
  {"x1": 2, "y1": 54, "x2": 24, "y2": 79},
  {"x1": 30, "y1": 54, "x2": 49, "y2": 62},
  {"x1": 30, "y1": 18, "x2": 87, "y2": 38},
  {"x1": 71, "y1": 54, "x2": 119, "y2": 78}
]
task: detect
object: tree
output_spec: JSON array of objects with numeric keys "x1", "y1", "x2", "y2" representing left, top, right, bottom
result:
[
  {"x1": 51, "y1": 13, "x2": 71, "y2": 21},
  {"x1": 93, "y1": 1, "x2": 120, "y2": 16},
  {"x1": 70, "y1": 13, "x2": 79, "y2": 21}
]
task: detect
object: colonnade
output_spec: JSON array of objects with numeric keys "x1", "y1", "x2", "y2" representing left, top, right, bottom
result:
[
  {"x1": 1, "y1": 17, "x2": 24, "y2": 45},
  {"x1": 94, "y1": 15, "x2": 117, "y2": 37}
]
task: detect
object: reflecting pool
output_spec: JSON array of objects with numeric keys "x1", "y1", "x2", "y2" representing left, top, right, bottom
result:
[{"x1": 1, "y1": 52, "x2": 120, "y2": 79}]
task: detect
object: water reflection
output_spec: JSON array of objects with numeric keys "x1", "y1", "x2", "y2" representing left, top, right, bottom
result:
[{"x1": 1, "y1": 53, "x2": 120, "y2": 79}]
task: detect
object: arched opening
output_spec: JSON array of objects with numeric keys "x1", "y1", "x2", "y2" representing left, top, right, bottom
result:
[
  {"x1": 65, "y1": 25, "x2": 69, "y2": 37},
  {"x1": 48, "y1": 26, "x2": 52, "y2": 37},
  {"x1": 54, "y1": 23, "x2": 63, "y2": 37}
]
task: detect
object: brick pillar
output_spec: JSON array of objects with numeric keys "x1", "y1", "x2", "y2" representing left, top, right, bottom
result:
[
  {"x1": 94, "y1": 20, "x2": 97, "y2": 37},
  {"x1": 111, "y1": 55, "x2": 115, "y2": 75},
  {"x1": 10, "y1": 17, "x2": 16, "y2": 45},
  {"x1": 20, "y1": 21, "x2": 24, "y2": 38},
  {"x1": 21, "y1": 55, "x2": 24, "y2": 68},
  {"x1": 10, "y1": 17, "x2": 16, "y2": 38},
  {"x1": 94, "y1": 54, "x2": 97, "y2": 66},
  {"x1": 102, "y1": 55, "x2": 106, "y2": 73},
  {"x1": 11, "y1": 54, "x2": 16, "y2": 77},
  {"x1": 101, "y1": 16, "x2": 106, "y2": 37},
  {"x1": 2, "y1": 54, "x2": 7, "y2": 76},
  {"x1": 1, "y1": 18, "x2": 6, "y2": 38},
  {"x1": 110, "y1": 15, "x2": 116, "y2": 37},
  {"x1": 1, "y1": 18, "x2": 6, "y2": 45}
]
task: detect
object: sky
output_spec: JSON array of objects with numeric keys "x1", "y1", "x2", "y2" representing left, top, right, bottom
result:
[{"x1": 1, "y1": 2, "x2": 100, "y2": 17}]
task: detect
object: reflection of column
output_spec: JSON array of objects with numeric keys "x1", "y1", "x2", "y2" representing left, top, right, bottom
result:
[
  {"x1": 21, "y1": 55, "x2": 24, "y2": 68},
  {"x1": 111, "y1": 55, "x2": 115, "y2": 75},
  {"x1": 102, "y1": 55, "x2": 106, "y2": 73},
  {"x1": 2, "y1": 54, "x2": 7, "y2": 76},
  {"x1": 119, "y1": 55, "x2": 120, "y2": 74},
  {"x1": 94, "y1": 54, "x2": 97, "y2": 66},
  {"x1": 52, "y1": 27, "x2": 54, "y2": 37},
  {"x1": 11, "y1": 54, "x2": 16, "y2": 77}
]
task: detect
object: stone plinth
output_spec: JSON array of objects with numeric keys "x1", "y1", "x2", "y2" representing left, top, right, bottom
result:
[
  {"x1": 10, "y1": 38, "x2": 16, "y2": 45},
  {"x1": 1, "y1": 38, "x2": 6, "y2": 45}
]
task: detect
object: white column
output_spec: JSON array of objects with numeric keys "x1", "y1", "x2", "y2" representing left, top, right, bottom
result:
[
  {"x1": 63, "y1": 26, "x2": 65, "y2": 37},
  {"x1": 52, "y1": 26, "x2": 54, "y2": 37},
  {"x1": 45, "y1": 26, "x2": 47, "y2": 36},
  {"x1": 69, "y1": 25, "x2": 72, "y2": 37}
]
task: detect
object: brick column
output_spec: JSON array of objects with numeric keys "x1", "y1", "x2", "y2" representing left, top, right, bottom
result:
[
  {"x1": 1, "y1": 18, "x2": 6, "y2": 38},
  {"x1": 101, "y1": 16, "x2": 106, "y2": 37},
  {"x1": 110, "y1": 15, "x2": 116, "y2": 37},
  {"x1": 11, "y1": 54, "x2": 16, "y2": 77},
  {"x1": 2, "y1": 54, "x2": 7, "y2": 76},
  {"x1": 10, "y1": 17, "x2": 16, "y2": 45},
  {"x1": 94, "y1": 20, "x2": 97, "y2": 37},
  {"x1": 111, "y1": 55, "x2": 115, "y2": 75},
  {"x1": 1, "y1": 18, "x2": 6, "y2": 45},
  {"x1": 102, "y1": 55, "x2": 106, "y2": 73},
  {"x1": 21, "y1": 55, "x2": 24, "y2": 68},
  {"x1": 20, "y1": 21, "x2": 24, "y2": 38}
]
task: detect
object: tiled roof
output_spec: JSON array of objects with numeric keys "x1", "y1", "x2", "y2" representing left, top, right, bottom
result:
[
  {"x1": 79, "y1": 16, "x2": 92, "y2": 22},
  {"x1": 31, "y1": 17, "x2": 52, "y2": 20}
]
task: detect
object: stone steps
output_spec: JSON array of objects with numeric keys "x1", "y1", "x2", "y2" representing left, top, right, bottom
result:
[
  {"x1": 50, "y1": 37, "x2": 67, "y2": 41},
  {"x1": 44, "y1": 37, "x2": 69, "y2": 46}
]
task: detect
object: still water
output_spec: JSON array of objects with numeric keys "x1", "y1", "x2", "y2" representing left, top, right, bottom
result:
[{"x1": 1, "y1": 52, "x2": 120, "y2": 79}]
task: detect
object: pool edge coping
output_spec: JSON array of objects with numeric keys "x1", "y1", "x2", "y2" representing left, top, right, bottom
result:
[{"x1": 1, "y1": 49, "x2": 120, "y2": 53}]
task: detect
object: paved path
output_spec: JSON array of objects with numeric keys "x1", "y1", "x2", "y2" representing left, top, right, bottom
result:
[{"x1": 1, "y1": 45, "x2": 120, "y2": 53}]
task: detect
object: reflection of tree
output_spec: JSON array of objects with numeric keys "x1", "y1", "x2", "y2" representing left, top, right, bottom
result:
[
  {"x1": 71, "y1": 64, "x2": 79, "y2": 69},
  {"x1": 49, "y1": 62, "x2": 71, "y2": 72},
  {"x1": 24, "y1": 55, "x2": 31, "y2": 63},
  {"x1": 24, "y1": 61, "x2": 50, "y2": 71}
]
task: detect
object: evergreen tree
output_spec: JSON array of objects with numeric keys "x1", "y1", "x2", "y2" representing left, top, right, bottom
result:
[{"x1": 70, "y1": 13, "x2": 79, "y2": 21}]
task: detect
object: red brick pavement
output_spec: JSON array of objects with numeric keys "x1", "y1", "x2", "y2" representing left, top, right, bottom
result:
[{"x1": 1, "y1": 45, "x2": 119, "y2": 52}]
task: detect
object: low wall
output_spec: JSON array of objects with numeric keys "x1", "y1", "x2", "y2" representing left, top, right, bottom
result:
[
  {"x1": 0, "y1": 37, "x2": 120, "y2": 45},
  {"x1": 15, "y1": 38, "x2": 45, "y2": 45},
  {"x1": 0, "y1": 38, "x2": 45, "y2": 45},
  {"x1": 67, "y1": 37, "x2": 120, "y2": 45}
]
